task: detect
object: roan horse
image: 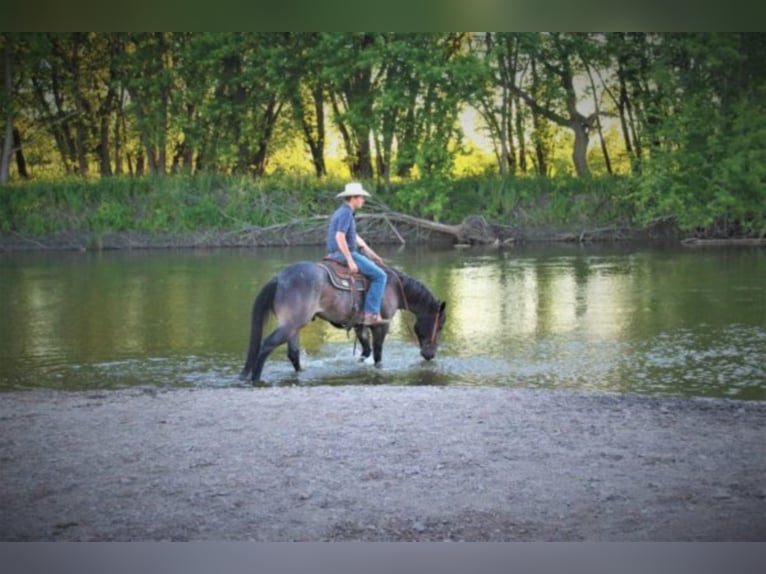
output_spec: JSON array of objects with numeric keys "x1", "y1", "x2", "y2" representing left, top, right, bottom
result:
[{"x1": 240, "y1": 260, "x2": 447, "y2": 383}]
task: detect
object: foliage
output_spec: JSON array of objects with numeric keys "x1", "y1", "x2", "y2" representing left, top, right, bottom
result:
[
  {"x1": 2, "y1": 33, "x2": 765, "y2": 236},
  {"x1": 628, "y1": 34, "x2": 766, "y2": 235},
  {"x1": 0, "y1": 173, "x2": 639, "y2": 236},
  {"x1": 0, "y1": 173, "x2": 329, "y2": 234}
]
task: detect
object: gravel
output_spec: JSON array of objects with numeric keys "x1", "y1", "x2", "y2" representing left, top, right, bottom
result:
[{"x1": 1, "y1": 386, "x2": 765, "y2": 541}]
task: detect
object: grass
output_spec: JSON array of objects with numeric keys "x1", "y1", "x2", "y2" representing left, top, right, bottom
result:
[{"x1": 0, "y1": 173, "x2": 638, "y2": 236}]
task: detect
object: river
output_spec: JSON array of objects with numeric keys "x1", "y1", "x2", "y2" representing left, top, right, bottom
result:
[{"x1": 1, "y1": 243, "x2": 764, "y2": 399}]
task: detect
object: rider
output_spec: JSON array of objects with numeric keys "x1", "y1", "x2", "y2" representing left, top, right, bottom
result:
[{"x1": 326, "y1": 182, "x2": 388, "y2": 326}]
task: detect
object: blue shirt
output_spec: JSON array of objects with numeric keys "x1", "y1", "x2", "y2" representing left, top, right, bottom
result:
[{"x1": 326, "y1": 203, "x2": 357, "y2": 253}]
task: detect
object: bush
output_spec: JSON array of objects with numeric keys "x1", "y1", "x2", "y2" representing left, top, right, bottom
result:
[{"x1": 0, "y1": 172, "x2": 681, "y2": 237}]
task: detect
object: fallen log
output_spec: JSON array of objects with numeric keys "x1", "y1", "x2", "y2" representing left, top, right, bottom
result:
[
  {"x1": 228, "y1": 211, "x2": 503, "y2": 246},
  {"x1": 357, "y1": 212, "x2": 499, "y2": 245},
  {"x1": 681, "y1": 237, "x2": 766, "y2": 247}
]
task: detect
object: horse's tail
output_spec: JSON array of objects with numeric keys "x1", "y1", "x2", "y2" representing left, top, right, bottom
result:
[{"x1": 240, "y1": 277, "x2": 278, "y2": 381}]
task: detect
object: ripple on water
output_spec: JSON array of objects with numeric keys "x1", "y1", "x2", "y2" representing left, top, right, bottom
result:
[{"x1": 11, "y1": 323, "x2": 764, "y2": 400}]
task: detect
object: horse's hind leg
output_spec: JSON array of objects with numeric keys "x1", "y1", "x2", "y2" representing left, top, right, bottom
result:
[
  {"x1": 251, "y1": 325, "x2": 293, "y2": 382},
  {"x1": 287, "y1": 335, "x2": 302, "y2": 372}
]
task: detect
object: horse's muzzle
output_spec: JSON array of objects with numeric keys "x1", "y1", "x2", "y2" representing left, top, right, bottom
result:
[{"x1": 420, "y1": 346, "x2": 436, "y2": 361}]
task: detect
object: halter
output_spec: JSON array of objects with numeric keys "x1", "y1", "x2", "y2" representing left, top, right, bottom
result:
[{"x1": 428, "y1": 304, "x2": 442, "y2": 347}]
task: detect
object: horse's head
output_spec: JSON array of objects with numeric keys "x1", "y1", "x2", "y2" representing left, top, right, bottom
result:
[{"x1": 414, "y1": 301, "x2": 446, "y2": 361}]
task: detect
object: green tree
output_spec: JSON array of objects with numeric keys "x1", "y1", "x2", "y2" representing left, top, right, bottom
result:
[
  {"x1": 602, "y1": 33, "x2": 651, "y2": 174},
  {"x1": 186, "y1": 33, "x2": 291, "y2": 176},
  {"x1": 634, "y1": 33, "x2": 766, "y2": 234},
  {"x1": 282, "y1": 32, "x2": 328, "y2": 178},
  {"x1": 123, "y1": 33, "x2": 179, "y2": 176},
  {"x1": 472, "y1": 32, "x2": 523, "y2": 176},
  {"x1": 320, "y1": 32, "x2": 379, "y2": 179},
  {"x1": 21, "y1": 33, "x2": 106, "y2": 176},
  {"x1": 375, "y1": 33, "x2": 479, "y2": 182}
]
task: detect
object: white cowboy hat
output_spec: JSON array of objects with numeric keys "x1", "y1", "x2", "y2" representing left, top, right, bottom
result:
[{"x1": 336, "y1": 182, "x2": 372, "y2": 199}]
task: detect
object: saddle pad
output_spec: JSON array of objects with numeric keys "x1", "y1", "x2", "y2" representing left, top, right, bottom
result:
[{"x1": 318, "y1": 261, "x2": 368, "y2": 292}]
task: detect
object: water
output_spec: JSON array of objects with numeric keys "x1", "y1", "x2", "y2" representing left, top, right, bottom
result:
[{"x1": 1, "y1": 244, "x2": 765, "y2": 399}]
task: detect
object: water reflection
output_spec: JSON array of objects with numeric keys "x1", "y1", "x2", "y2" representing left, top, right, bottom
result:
[{"x1": 1, "y1": 245, "x2": 765, "y2": 399}]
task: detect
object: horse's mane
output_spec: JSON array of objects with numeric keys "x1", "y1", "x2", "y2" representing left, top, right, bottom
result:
[{"x1": 389, "y1": 266, "x2": 439, "y2": 308}]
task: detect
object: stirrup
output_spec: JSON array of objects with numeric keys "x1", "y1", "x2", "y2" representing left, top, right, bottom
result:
[{"x1": 361, "y1": 313, "x2": 389, "y2": 326}]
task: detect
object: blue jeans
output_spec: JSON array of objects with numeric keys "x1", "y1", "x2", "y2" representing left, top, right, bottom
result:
[{"x1": 329, "y1": 252, "x2": 387, "y2": 315}]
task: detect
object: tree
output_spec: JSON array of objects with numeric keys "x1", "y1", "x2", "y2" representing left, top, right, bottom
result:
[
  {"x1": 472, "y1": 33, "x2": 609, "y2": 178},
  {"x1": 24, "y1": 34, "x2": 83, "y2": 175},
  {"x1": 472, "y1": 32, "x2": 522, "y2": 176},
  {"x1": 633, "y1": 33, "x2": 766, "y2": 233},
  {"x1": 183, "y1": 33, "x2": 290, "y2": 177},
  {"x1": 578, "y1": 36, "x2": 614, "y2": 175},
  {"x1": 282, "y1": 33, "x2": 328, "y2": 178},
  {"x1": 602, "y1": 33, "x2": 650, "y2": 174},
  {"x1": 320, "y1": 33, "x2": 379, "y2": 179},
  {"x1": 123, "y1": 33, "x2": 177, "y2": 176},
  {"x1": 374, "y1": 33, "x2": 480, "y2": 182}
]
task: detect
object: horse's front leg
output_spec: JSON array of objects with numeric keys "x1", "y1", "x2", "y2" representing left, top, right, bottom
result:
[
  {"x1": 354, "y1": 326, "x2": 372, "y2": 361},
  {"x1": 370, "y1": 324, "x2": 390, "y2": 366}
]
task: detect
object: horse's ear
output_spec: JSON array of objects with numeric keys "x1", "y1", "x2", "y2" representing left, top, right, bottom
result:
[{"x1": 440, "y1": 301, "x2": 446, "y2": 312}]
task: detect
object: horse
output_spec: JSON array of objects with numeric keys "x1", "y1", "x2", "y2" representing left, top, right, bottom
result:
[{"x1": 239, "y1": 260, "x2": 447, "y2": 384}]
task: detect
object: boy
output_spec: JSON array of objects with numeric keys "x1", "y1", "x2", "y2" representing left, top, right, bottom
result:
[{"x1": 326, "y1": 182, "x2": 388, "y2": 325}]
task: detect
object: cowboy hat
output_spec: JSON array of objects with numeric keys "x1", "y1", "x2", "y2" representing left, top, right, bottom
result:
[{"x1": 335, "y1": 182, "x2": 371, "y2": 199}]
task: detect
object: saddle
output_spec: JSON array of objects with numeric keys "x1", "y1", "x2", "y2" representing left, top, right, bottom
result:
[{"x1": 318, "y1": 258, "x2": 369, "y2": 293}]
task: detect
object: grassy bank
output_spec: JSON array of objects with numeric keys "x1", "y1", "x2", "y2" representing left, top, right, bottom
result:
[{"x1": 0, "y1": 174, "x2": 641, "y2": 239}]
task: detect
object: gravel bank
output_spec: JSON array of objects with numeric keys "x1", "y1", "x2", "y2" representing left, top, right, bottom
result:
[{"x1": 1, "y1": 386, "x2": 764, "y2": 541}]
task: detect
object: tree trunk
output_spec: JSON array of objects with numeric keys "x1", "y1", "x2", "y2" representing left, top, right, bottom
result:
[
  {"x1": 499, "y1": 83, "x2": 509, "y2": 176},
  {"x1": 13, "y1": 128, "x2": 28, "y2": 178},
  {"x1": 156, "y1": 33, "x2": 169, "y2": 177},
  {"x1": 75, "y1": 123, "x2": 88, "y2": 176},
  {"x1": 615, "y1": 54, "x2": 642, "y2": 174},
  {"x1": 584, "y1": 62, "x2": 612, "y2": 175},
  {"x1": 1, "y1": 34, "x2": 12, "y2": 183},
  {"x1": 617, "y1": 73, "x2": 634, "y2": 159},
  {"x1": 514, "y1": 93, "x2": 527, "y2": 173},
  {"x1": 529, "y1": 59, "x2": 548, "y2": 176},
  {"x1": 303, "y1": 119, "x2": 327, "y2": 178},
  {"x1": 304, "y1": 85, "x2": 327, "y2": 178},
  {"x1": 395, "y1": 106, "x2": 417, "y2": 178},
  {"x1": 98, "y1": 88, "x2": 114, "y2": 176},
  {"x1": 1, "y1": 119, "x2": 11, "y2": 184},
  {"x1": 557, "y1": 41, "x2": 592, "y2": 179},
  {"x1": 46, "y1": 65, "x2": 79, "y2": 174},
  {"x1": 68, "y1": 34, "x2": 91, "y2": 177},
  {"x1": 500, "y1": 34, "x2": 520, "y2": 175},
  {"x1": 571, "y1": 120, "x2": 591, "y2": 178},
  {"x1": 250, "y1": 98, "x2": 282, "y2": 177},
  {"x1": 97, "y1": 37, "x2": 121, "y2": 177},
  {"x1": 351, "y1": 126, "x2": 373, "y2": 180}
]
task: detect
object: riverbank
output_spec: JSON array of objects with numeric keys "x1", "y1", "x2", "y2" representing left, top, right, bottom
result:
[
  {"x1": 0, "y1": 174, "x2": 680, "y2": 251},
  {"x1": 0, "y1": 221, "x2": 675, "y2": 252},
  {"x1": 3, "y1": 173, "x2": 763, "y2": 251},
  {"x1": 1, "y1": 386, "x2": 764, "y2": 541}
]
